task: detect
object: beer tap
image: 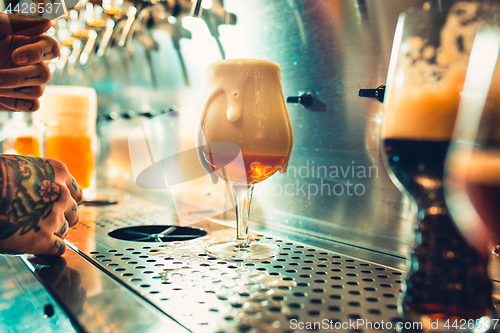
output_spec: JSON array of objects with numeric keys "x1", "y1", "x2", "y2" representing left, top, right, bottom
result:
[
  {"x1": 96, "y1": 19, "x2": 116, "y2": 57},
  {"x1": 67, "y1": 39, "x2": 83, "y2": 76},
  {"x1": 191, "y1": 0, "x2": 236, "y2": 59},
  {"x1": 170, "y1": 18, "x2": 192, "y2": 87},
  {"x1": 80, "y1": 30, "x2": 98, "y2": 66},
  {"x1": 115, "y1": 0, "x2": 194, "y2": 87},
  {"x1": 118, "y1": 6, "x2": 138, "y2": 47}
]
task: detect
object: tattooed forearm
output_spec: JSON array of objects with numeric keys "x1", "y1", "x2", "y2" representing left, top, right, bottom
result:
[
  {"x1": 0, "y1": 156, "x2": 62, "y2": 240},
  {"x1": 25, "y1": 75, "x2": 42, "y2": 81},
  {"x1": 13, "y1": 87, "x2": 33, "y2": 96}
]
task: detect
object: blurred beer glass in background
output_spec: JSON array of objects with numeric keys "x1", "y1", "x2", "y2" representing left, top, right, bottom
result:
[
  {"x1": 446, "y1": 23, "x2": 500, "y2": 276},
  {"x1": 3, "y1": 113, "x2": 39, "y2": 156},
  {"x1": 33, "y1": 86, "x2": 97, "y2": 201},
  {"x1": 381, "y1": 1, "x2": 495, "y2": 326}
]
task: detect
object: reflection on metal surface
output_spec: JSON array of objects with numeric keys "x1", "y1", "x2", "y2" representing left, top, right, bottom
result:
[
  {"x1": 27, "y1": 257, "x2": 87, "y2": 327},
  {"x1": 24, "y1": 248, "x2": 189, "y2": 333},
  {"x1": 0, "y1": 256, "x2": 78, "y2": 333}
]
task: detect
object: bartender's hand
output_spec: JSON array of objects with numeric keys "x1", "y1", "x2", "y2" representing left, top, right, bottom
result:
[
  {"x1": 0, "y1": 155, "x2": 82, "y2": 256},
  {"x1": 0, "y1": 13, "x2": 60, "y2": 112}
]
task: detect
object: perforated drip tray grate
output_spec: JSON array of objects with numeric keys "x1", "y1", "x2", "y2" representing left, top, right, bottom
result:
[{"x1": 68, "y1": 191, "x2": 403, "y2": 333}]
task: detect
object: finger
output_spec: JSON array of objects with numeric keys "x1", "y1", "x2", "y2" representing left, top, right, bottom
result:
[
  {"x1": 8, "y1": 15, "x2": 51, "y2": 36},
  {"x1": 67, "y1": 177, "x2": 83, "y2": 203},
  {"x1": 13, "y1": 36, "x2": 60, "y2": 65},
  {"x1": 0, "y1": 100, "x2": 16, "y2": 112},
  {"x1": 0, "y1": 97, "x2": 39, "y2": 112},
  {"x1": 35, "y1": 235, "x2": 66, "y2": 256},
  {"x1": 0, "y1": 86, "x2": 44, "y2": 99},
  {"x1": 0, "y1": 62, "x2": 50, "y2": 88},
  {"x1": 0, "y1": 14, "x2": 51, "y2": 38},
  {"x1": 54, "y1": 219, "x2": 69, "y2": 239},
  {"x1": 64, "y1": 199, "x2": 79, "y2": 228}
]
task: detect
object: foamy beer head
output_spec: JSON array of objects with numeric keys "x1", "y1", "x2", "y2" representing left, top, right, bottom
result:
[
  {"x1": 33, "y1": 86, "x2": 98, "y2": 200},
  {"x1": 34, "y1": 86, "x2": 97, "y2": 136},
  {"x1": 383, "y1": 2, "x2": 487, "y2": 141},
  {"x1": 197, "y1": 59, "x2": 293, "y2": 185}
]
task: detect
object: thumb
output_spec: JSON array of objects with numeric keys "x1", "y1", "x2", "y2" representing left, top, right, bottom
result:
[{"x1": 0, "y1": 13, "x2": 51, "y2": 38}]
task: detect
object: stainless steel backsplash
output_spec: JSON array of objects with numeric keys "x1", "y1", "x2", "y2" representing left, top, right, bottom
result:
[{"x1": 84, "y1": 0, "x2": 429, "y2": 258}]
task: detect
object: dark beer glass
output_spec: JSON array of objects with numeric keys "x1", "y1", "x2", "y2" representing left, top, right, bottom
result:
[
  {"x1": 446, "y1": 26, "x2": 500, "y2": 282},
  {"x1": 381, "y1": 2, "x2": 494, "y2": 325}
]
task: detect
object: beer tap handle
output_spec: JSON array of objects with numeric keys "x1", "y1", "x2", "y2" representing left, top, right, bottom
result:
[
  {"x1": 286, "y1": 93, "x2": 326, "y2": 112},
  {"x1": 55, "y1": 46, "x2": 71, "y2": 77},
  {"x1": 97, "y1": 19, "x2": 116, "y2": 57},
  {"x1": 119, "y1": 6, "x2": 138, "y2": 47},
  {"x1": 287, "y1": 93, "x2": 314, "y2": 108},
  {"x1": 67, "y1": 39, "x2": 83, "y2": 76},
  {"x1": 191, "y1": 0, "x2": 203, "y2": 17},
  {"x1": 80, "y1": 30, "x2": 98, "y2": 65},
  {"x1": 358, "y1": 85, "x2": 385, "y2": 103},
  {"x1": 194, "y1": 0, "x2": 236, "y2": 59},
  {"x1": 171, "y1": 21, "x2": 192, "y2": 87}
]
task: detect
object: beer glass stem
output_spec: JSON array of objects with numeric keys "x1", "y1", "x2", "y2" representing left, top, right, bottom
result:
[{"x1": 231, "y1": 184, "x2": 254, "y2": 243}]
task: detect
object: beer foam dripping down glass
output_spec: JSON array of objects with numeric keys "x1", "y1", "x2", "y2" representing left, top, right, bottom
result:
[{"x1": 197, "y1": 59, "x2": 293, "y2": 260}]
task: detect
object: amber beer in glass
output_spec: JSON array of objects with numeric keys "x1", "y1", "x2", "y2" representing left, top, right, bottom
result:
[
  {"x1": 381, "y1": 2, "x2": 494, "y2": 325},
  {"x1": 197, "y1": 59, "x2": 293, "y2": 260},
  {"x1": 34, "y1": 86, "x2": 97, "y2": 200}
]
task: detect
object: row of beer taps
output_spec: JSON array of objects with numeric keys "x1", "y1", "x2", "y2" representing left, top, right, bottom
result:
[{"x1": 48, "y1": 0, "x2": 236, "y2": 87}]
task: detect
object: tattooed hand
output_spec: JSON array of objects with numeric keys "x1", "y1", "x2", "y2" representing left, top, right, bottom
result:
[
  {"x1": 0, "y1": 155, "x2": 83, "y2": 256},
  {"x1": 0, "y1": 13, "x2": 60, "y2": 112}
]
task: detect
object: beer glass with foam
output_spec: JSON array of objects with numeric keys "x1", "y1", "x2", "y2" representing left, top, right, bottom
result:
[
  {"x1": 446, "y1": 25, "x2": 500, "y2": 273},
  {"x1": 34, "y1": 86, "x2": 97, "y2": 201},
  {"x1": 381, "y1": 1, "x2": 495, "y2": 325},
  {"x1": 197, "y1": 59, "x2": 293, "y2": 260}
]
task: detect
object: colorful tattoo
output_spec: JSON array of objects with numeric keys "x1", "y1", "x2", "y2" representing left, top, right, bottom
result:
[
  {"x1": 72, "y1": 203, "x2": 77, "y2": 211},
  {"x1": 0, "y1": 156, "x2": 62, "y2": 240}
]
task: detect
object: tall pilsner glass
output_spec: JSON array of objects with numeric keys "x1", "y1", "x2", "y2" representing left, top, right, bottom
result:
[
  {"x1": 381, "y1": 2, "x2": 493, "y2": 324},
  {"x1": 197, "y1": 59, "x2": 293, "y2": 260}
]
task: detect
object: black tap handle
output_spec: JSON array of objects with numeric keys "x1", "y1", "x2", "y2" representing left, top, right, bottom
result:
[
  {"x1": 286, "y1": 93, "x2": 314, "y2": 109},
  {"x1": 358, "y1": 85, "x2": 385, "y2": 103}
]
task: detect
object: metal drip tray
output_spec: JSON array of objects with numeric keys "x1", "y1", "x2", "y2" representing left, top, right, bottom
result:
[{"x1": 65, "y1": 189, "x2": 403, "y2": 332}]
